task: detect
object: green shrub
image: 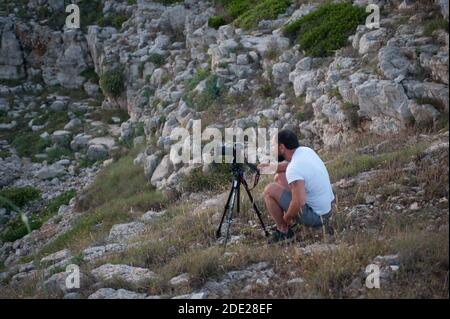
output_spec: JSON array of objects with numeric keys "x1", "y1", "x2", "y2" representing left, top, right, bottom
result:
[
  {"x1": 215, "y1": 0, "x2": 291, "y2": 29},
  {"x1": 12, "y1": 132, "x2": 49, "y2": 158},
  {"x1": 234, "y1": 0, "x2": 291, "y2": 29},
  {"x1": 37, "y1": 7, "x2": 51, "y2": 20},
  {"x1": 208, "y1": 16, "x2": 228, "y2": 29},
  {"x1": 47, "y1": 146, "x2": 73, "y2": 163},
  {"x1": 0, "y1": 190, "x2": 75, "y2": 243},
  {"x1": 80, "y1": 68, "x2": 99, "y2": 83},
  {"x1": 219, "y1": 0, "x2": 256, "y2": 19},
  {"x1": 424, "y1": 18, "x2": 449, "y2": 36},
  {"x1": 284, "y1": 3, "x2": 367, "y2": 57},
  {"x1": 186, "y1": 68, "x2": 210, "y2": 91},
  {"x1": 44, "y1": 190, "x2": 76, "y2": 217},
  {"x1": 100, "y1": 69, "x2": 125, "y2": 97},
  {"x1": 148, "y1": 53, "x2": 166, "y2": 67},
  {"x1": 342, "y1": 102, "x2": 360, "y2": 128},
  {"x1": 204, "y1": 74, "x2": 221, "y2": 100},
  {"x1": 96, "y1": 14, "x2": 129, "y2": 29},
  {"x1": 142, "y1": 87, "x2": 155, "y2": 101},
  {"x1": 0, "y1": 187, "x2": 41, "y2": 209}
]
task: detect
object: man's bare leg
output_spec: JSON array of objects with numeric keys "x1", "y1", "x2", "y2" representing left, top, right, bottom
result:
[{"x1": 263, "y1": 183, "x2": 289, "y2": 233}]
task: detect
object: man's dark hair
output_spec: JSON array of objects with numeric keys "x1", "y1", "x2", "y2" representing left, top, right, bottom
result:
[{"x1": 278, "y1": 129, "x2": 300, "y2": 150}]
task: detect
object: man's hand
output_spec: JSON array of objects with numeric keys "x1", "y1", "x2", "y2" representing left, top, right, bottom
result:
[
  {"x1": 284, "y1": 180, "x2": 306, "y2": 226},
  {"x1": 283, "y1": 211, "x2": 298, "y2": 226},
  {"x1": 257, "y1": 162, "x2": 288, "y2": 175}
]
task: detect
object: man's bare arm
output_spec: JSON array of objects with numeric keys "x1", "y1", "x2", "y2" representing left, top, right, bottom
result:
[
  {"x1": 284, "y1": 180, "x2": 306, "y2": 225},
  {"x1": 257, "y1": 161, "x2": 289, "y2": 173},
  {"x1": 276, "y1": 161, "x2": 289, "y2": 173}
]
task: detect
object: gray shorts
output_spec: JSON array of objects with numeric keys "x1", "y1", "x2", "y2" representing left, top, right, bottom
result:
[{"x1": 279, "y1": 189, "x2": 332, "y2": 228}]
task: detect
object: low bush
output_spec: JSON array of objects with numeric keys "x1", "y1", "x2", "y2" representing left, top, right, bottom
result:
[{"x1": 284, "y1": 3, "x2": 367, "y2": 57}]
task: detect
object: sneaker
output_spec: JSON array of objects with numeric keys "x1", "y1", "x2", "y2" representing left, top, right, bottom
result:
[{"x1": 268, "y1": 228, "x2": 295, "y2": 244}]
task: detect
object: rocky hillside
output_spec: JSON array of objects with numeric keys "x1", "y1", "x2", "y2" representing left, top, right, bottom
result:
[{"x1": 0, "y1": 0, "x2": 448, "y2": 298}]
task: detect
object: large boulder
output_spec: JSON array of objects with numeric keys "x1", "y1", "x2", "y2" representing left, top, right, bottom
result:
[
  {"x1": 355, "y1": 79, "x2": 412, "y2": 123},
  {"x1": 378, "y1": 45, "x2": 417, "y2": 80},
  {"x1": 87, "y1": 144, "x2": 109, "y2": 161},
  {"x1": 38, "y1": 29, "x2": 92, "y2": 89},
  {"x1": 0, "y1": 18, "x2": 25, "y2": 80},
  {"x1": 51, "y1": 130, "x2": 72, "y2": 145},
  {"x1": 420, "y1": 50, "x2": 449, "y2": 85},
  {"x1": 358, "y1": 28, "x2": 387, "y2": 55},
  {"x1": 150, "y1": 155, "x2": 174, "y2": 186},
  {"x1": 160, "y1": 5, "x2": 189, "y2": 34},
  {"x1": 272, "y1": 62, "x2": 291, "y2": 88},
  {"x1": 403, "y1": 80, "x2": 449, "y2": 113},
  {"x1": 107, "y1": 222, "x2": 146, "y2": 244},
  {"x1": 438, "y1": 0, "x2": 449, "y2": 19},
  {"x1": 36, "y1": 164, "x2": 66, "y2": 180},
  {"x1": 144, "y1": 153, "x2": 162, "y2": 180},
  {"x1": 91, "y1": 264, "x2": 158, "y2": 286},
  {"x1": 88, "y1": 288, "x2": 147, "y2": 299},
  {"x1": 409, "y1": 101, "x2": 440, "y2": 127},
  {"x1": 70, "y1": 133, "x2": 92, "y2": 151}
]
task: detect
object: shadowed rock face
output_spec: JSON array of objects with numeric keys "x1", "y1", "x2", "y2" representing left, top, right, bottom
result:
[{"x1": 0, "y1": 18, "x2": 26, "y2": 80}]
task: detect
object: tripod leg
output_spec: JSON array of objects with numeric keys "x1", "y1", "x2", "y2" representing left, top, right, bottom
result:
[
  {"x1": 241, "y1": 179, "x2": 270, "y2": 237},
  {"x1": 236, "y1": 181, "x2": 240, "y2": 215},
  {"x1": 223, "y1": 182, "x2": 239, "y2": 246},
  {"x1": 216, "y1": 185, "x2": 235, "y2": 239}
]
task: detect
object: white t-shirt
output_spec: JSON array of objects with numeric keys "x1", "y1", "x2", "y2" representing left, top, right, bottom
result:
[{"x1": 285, "y1": 147, "x2": 335, "y2": 215}]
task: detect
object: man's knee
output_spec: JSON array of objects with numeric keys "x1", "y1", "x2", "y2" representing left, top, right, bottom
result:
[{"x1": 263, "y1": 183, "x2": 277, "y2": 198}]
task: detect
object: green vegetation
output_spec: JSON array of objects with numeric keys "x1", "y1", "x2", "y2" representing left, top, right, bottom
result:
[
  {"x1": 40, "y1": 146, "x2": 168, "y2": 255},
  {"x1": 284, "y1": 2, "x2": 367, "y2": 57},
  {"x1": 213, "y1": 0, "x2": 291, "y2": 29},
  {"x1": 0, "y1": 79, "x2": 23, "y2": 87},
  {"x1": 0, "y1": 187, "x2": 41, "y2": 209},
  {"x1": 181, "y1": 163, "x2": 231, "y2": 193},
  {"x1": 11, "y1": 132, "x2": 50, "y2": 159},
  {"x1": 148, "y1": 53, "x2": 166, "y2": 67},
  {"x1": 208, "y1": 16, "x2": 227, "y2": 29},
  {"x1": 46, "y1": 146, "x2": 73, "y2": 163},
  {"x1": 53, "y1": 86, "x2": 89, "y2": 100},
  {"x1": 342, "y1": 102, "x2": 360, "y2": 128},
  {"x1": 96, "y1": 14, "x2": 129, "y2": 29},
  {"x1": 327, "y1": 142, "x2": 427, "y2": 181},
  {"x1": 142, "y1": 87, "x2": 155, "y2": 102},
  {"x1": 45, "y1": 190, "x2": 77, "y2": 217},
  {"x1": 80, "y1": 68, "x2": 99, "y2": 84},
  {"x1": 0, "y1": 110, "x2": 10, "y2": 123},
  {"x1": 184, "y1": 69, "x2": 222, "y2": 111},
  {"x1": 0, "y1": 190, "x2": 75, "y2": 243},
  {"x1": 234, "y1": 0, "x2": 291, "y2": 29},
  {"x1": 424, "y1": 17, "x2": 449, "y2": 36},
  {"x1": 100, "y1": 69, "x2": 125, "y2": 97}
]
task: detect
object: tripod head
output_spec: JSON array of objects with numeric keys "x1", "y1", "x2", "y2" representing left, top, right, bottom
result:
[{"x1": 220, "y1": 143, "x2": 260, "y2": 189}]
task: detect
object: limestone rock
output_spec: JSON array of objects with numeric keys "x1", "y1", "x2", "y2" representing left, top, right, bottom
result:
[
  {"x1": 91, "y1": 264, "x2": 158, "y2": 285},
  {"x1": 107, "y1": 222, "x2": 146, "y2": 244},
  {"x1": 88, "y1": 288, "x2": 147, "y2": 299}
]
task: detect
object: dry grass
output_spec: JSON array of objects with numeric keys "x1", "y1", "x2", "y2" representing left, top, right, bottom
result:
[{"x1": 3, "y1": 130, "x2": 448, "y2": 299}]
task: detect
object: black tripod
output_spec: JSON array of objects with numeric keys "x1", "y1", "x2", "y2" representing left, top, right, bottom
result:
[{"x1": 216, "y1": 162, "x2": 269, "y2": 247}]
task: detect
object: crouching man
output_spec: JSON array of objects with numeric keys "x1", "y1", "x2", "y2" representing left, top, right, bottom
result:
[{"x1": 259, "y1": 129, "x2": 335, "y2": 244}]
